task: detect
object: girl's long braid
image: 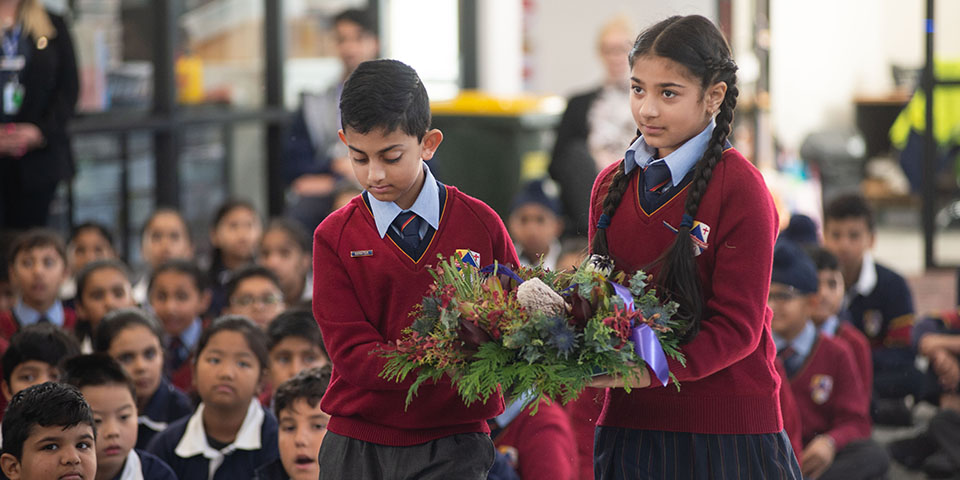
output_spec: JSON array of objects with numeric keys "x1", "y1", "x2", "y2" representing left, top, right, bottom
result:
[
  {"x1": 658, "y1": 62, "x2": 738, "y2": 342},
  {"x1": 590, "y1": 162, "x2": 633, "y2": 258}
]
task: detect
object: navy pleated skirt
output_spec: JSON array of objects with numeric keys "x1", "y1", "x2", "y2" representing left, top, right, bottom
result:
[{"x1": 594, "y1": 426, "x2": 802, "y2": 479}]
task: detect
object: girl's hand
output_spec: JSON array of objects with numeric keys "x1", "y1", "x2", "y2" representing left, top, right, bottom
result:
[{"x1": 587, "y1": 365, "x2": 651, "y2": 389}]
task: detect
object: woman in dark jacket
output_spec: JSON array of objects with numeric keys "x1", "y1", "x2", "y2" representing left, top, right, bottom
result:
[{"x1": 0, "y1": 0, "x2": 78, "y2": 229}]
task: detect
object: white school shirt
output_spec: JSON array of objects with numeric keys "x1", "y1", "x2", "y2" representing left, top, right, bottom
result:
[
  {"x1": 173, "y1": 398, "x2": 265, "y2": 480},
  {"x1": 116, "y1": 449, "x2": 145, "y2": 480}
]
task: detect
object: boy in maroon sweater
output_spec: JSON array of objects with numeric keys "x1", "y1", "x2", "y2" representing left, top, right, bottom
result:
[
  {"x1": 770, "y1": 240, "x2": 888, "y2": 480},
  {"x1": 312, "y1": 59, "x2": 519, "y2": 479},
  {"x1": 491, "y1": 394, "x2": 578, "y2": 480}
]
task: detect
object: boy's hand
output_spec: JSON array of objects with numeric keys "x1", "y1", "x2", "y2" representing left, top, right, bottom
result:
[{"x1": 800, "y1": 435, "x2": 836, "y2": 479}]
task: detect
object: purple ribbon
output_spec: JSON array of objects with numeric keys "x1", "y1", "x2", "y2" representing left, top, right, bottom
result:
[
  {"x1": 611, "y1": 280, "x2": 670, "y2": 387},
  {"x1": 479, "y1": 264, "x2": 524, "y2": 284}
]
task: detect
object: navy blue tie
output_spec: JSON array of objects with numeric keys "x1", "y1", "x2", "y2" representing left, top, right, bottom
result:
[
  {"x1": 393, "y1": 211, "x2": 422, "y2": 249},
  {"x1": 639, "y1": 162, "x2": 673, "y2": 209},
  {"x1": 778, "y1": 346, "x2": 802, "y2": 377}
]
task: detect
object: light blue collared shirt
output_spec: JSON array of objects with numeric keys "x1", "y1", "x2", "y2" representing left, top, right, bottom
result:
[
  {"x1": 168, "y1": 317, "x2": 202, "y2": 364},
  {"x1": 368, "y1": 162, "x2": 441, "y2": 239},
  {"x1": 773, "y1": 320, "x2": 818, "y2": 364},
  {"x1": 623, "y1": 120, "x2": 715, "y2": 186},
  {"x1": 820, "y1": 315, "x2": 840, "y2": 337},
  {"x1": 12, "y1": 299, "x2": 65, "y2": 328}
]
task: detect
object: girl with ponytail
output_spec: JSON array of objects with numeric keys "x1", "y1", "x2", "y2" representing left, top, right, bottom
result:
[{"x1": 587, "y1": 15, "x2": 801, "y2": 478}]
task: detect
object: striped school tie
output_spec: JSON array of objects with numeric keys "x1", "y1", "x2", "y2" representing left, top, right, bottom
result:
[{"x1": 393, "y1": 211, "x2": 422, "y2": 249}]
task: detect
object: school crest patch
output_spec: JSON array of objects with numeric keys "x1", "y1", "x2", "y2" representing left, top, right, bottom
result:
[
  {"x1": 810, "y1": 374, "x2": 834, "y2": 405},
  {"x1": 662, "y1": 220, "x2": 711, "y2": 256},
  {"x1": 455, "y1": 249, "x2": 481, "y2": 268},
  {"x1": 863, "y1": 310, "x2": 883, "y2": 338}
]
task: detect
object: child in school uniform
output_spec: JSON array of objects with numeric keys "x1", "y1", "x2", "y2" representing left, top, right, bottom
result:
[
  {"x1": 146, "y1": 316, "x2": 279, "y2": 480},
  {"x1": 206, "y1": 200, "x2": 263, "y2": 317},
  {"x1": 491, "y1": 394, "x2": 578, "y2": 480},
  {"x1": 805, "y1": 246, "x2": 873, "y2": 405},
  {"x1": 507, "y1": 179, "x2": 565, "y2": 269},
  {"x1": 63, "y1": 354, "x2": 177, "y2": 480},
  {"x1": 74, "y1": 259, "x2": 136, "y2": 353},
  {"x1": 0, "y1": 229, "x2": 76, "y2": 339},
  {"x1": 94, "y1": 308, "x2": 193, "y2": 450},
  {"x1": 0, "y1": 383, "x2": 97, "y2": 480},
  {"x1": 62, "y1": 221, "x2": 117, "y2": 305},
  {"x1": 258, "y1": 218, "x2": 313, "y2": 310},
  {"x1": 261, "y1": 309, "x2": 328, "y2": 407},
  {"x1": 224, "y1": 266, "x2": 286, "y2": 329},
  {"x1": 823, "y1": 193, "x2": 922, "y2": 425},
  {"x1": 133, "y1": 209, "x2": 195, "y2": 305},
  {"x1": 585, "y1": 15, "x2": 800, "y2": 478},
  {"x1": 148, "y1": 259, "x2": 211, "y2": 393},
  {"x1": 313, "y1": 59, "x2": 519, "y2": 479},
  {"x1": 1, "y1": 323, "x2": 80, "y2": 408},
  {"x1": 254, "y1": 366, "x2": 331, "y2": 480},
  {"x1": 769, "y1": 240, "x2": 888, "y2": 480}
]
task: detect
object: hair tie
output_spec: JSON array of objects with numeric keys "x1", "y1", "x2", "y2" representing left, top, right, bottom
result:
[
  {"x1": 679, "y1": 214, "x2": 694, "y2": 229},
  {"x1": 596, "y1": 214, "x2": 612, "y2": 230}
]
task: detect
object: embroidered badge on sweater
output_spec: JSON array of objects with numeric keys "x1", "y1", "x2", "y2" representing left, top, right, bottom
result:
[
  {"x1": 810, "y1": 374, "x2": 834, "y2": 404},
  {"x1": 662, "y1": 220, "x2": 712, "y2": 256},
  {"x1": 456, "y1": 249, "x2": 481, "y2": 268}
]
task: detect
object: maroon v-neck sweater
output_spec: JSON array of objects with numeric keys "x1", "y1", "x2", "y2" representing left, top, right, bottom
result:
[
  {"x1": 312, "y1": 185, "x2": 519, "y2": 446},
  {"x1": 589, "y1": 147, "x2": 783, "y2": 435}
]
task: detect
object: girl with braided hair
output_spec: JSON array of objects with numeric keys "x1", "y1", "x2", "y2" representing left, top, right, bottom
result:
[{"x1": 587, "y1": 15, "x2": 801, "y2": 478}]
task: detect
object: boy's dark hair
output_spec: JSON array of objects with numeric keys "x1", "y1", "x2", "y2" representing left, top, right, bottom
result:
[
  {"x1": 264, "y1": 217, "x2": 312, "y2": 254},
  {"x1": 266, "y1": 309, "x2": 326, "y2": 356},
  {"x1": 6, "y1": 228, "x2": 67, "y2": 266},
  {"x1": 333, "y1": 8, "x2": 378, "y2": 36},
  {"x1": 1, "y1": 382, "x2": 95, "y2": 460},
  {"x1": 824, "y1": 193, "x2": 876, "y2": 232},
  {"x1": 70, "y1": 221, "x2": 115, "y2": 249},
  {"x1": 226, "y1": 265, "x2": 283, "y2": 300},
  {"x1": 0, "y1": 231, "x2": 15, "y2": 283},
  {"x1": 62, "y1": 353, "x2": 137, "y2": 401},
  {"x1": 93, "y1": 307, "x2": 165, "y2": 353},
  {"x1": 141, "y1": 208, "x2": 193, "y2": 243},
  {"x1": 149, "y1": 258, "x2": 208, "y2": 294},
  {"x1": 2, "y1": 324, "x2": 81, "y2": 386},
  {"x1": 273, "y1": 365, "x2": 332, "y2": 418},
  {"x1": 339, "y1": 59, "x2": 431, "y2": 141},
  {"x1": 196, "y1": 315, "x2": 269, "y2": 375},
  {"x1": 211, "y1": 199, "x2": 258, "y2": 232},
  {"x1": 805, "y1": 245, "x2": 841, "y2": 272},
  {"x1": 592, "y1": 15, "x2": 738, "y2": 344},
  {"x1": 75, "y1": 259, "x2": 131, "y2": 306}
]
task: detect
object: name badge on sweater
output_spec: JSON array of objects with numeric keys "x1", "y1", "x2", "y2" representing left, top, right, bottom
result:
[
  {"x1": 662, "y1": 220, "x2": 711, "y2": 256},
  {"x1": 350, "y1": 249, "x2": 374, "y2": 258}
]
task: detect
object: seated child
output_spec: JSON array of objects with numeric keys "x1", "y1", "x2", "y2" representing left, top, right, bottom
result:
[
  {"x1": 94, "y1": 308, "x2": 193, "y2": 450},
  {"x1": 769, "y1": 240, "x2": 887, "y2": 480},
  {"x1": 148, "y1": 259, "x2": 211, "y2": 393},
  {"x1": 507, "y1": 179, "x2": 565, "y2": 269},
  {"x1": 62, "y1": 221, "x2": 117, "y2": 304},
  {"x1": 262, "y1": 310, "x2": 328, "y2": 407},
  {"x1": 491, "y1": 394, "x2": 578, "y2": 480},
  {"x1": 146, "y1": 316, "x2": 279, "y2": 480},
  {"x1": 0, "y1": 382, "x2": 96, "y2": 480},
  {"x1": 2, "y1": 324, "x2": 80, "y2": 406},
  {"x1": 224, "y1": 266, "x2": 286, "y2": 329},
  {"x1": 888, "y1": 308, "x2": 960, "y2": 477},
  {"x1": 0, "y1": 229, "x2": 75, "y2": 339},
  {"x1": 133, "y1": 209, "x2": 195, "y2": 305},
  {"x1": 63, "y1": 354, "x2": 177, "y2": 480},
  {"x1": 207, "y1": 200, "x2": 263, "y2": 317},
  {"x1": 74, "y1": 260, "x2": 136, "y2": 353},
  {"x1": 253, "y1": 366, "x2": 331, "y2": 480},
  {"x1": 258, "y1": 219, "x2": 313, "y2": 309},
  {"x1": 806, "y1": 246, "x2": 873, "y2": 405},
  {"x1": 330, "y1": 180, "x2": 362, "y2": 213},
  {"x1": 313, "y1": 59, "x2": 519, "y2": 478},
  {"x1": 823, "y1": 193, "x2": 922, "y2": 425}
]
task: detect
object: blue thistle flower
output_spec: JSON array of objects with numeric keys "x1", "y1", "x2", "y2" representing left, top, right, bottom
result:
[{"x1": 547, "y1": 326, "x2": 577, "y2": 357}]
